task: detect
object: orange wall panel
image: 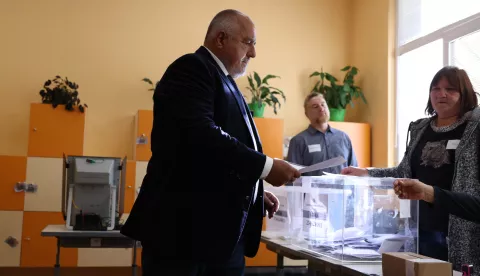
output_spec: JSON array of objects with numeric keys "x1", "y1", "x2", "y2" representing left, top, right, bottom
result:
[
  {"x1": 134, "y1": 110, "x2": 153, "y2": 161},
  {"x1": 245, "y1": 217, "x2": 277, "y2": 266},
  {"x1": 21, "y1": 212, "x2": 77, "y2": 267},
  {"x1": 27, "y1": 103, "x2": 85, "y2": 158},
  {"x1": 329, "y1": 121, "x2": 371, "y2": 168},
  {"x1": 253, "y1": 118, "x2": 284, "y2": 159},
  {"x1": 123, "y1": 160, "x2": 137, "y2": 213},
  {"x1": 0, "y1": 156, "x2": 26, "y2": 211},
  {"x1": 247, "y1": 118, "x2": 284, "y2": 266}
]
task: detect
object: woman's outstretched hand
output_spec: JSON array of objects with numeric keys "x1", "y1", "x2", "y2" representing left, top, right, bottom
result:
[
  {"x1": 340, "y1": 166, "x2": 368, "y2": 177},
  {"x1": 394, "y1": 179, "x2": 434, "y2": 203}
]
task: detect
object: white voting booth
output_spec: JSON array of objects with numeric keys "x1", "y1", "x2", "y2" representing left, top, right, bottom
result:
[{"x1": 266, "y1": 159, "x2": 419, "y2": 263}]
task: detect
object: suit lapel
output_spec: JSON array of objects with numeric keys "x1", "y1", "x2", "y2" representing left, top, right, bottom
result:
[
  {"x1": 222, "y1": 74, "x2": 261, "y2": 151},
  {"x1": 196, "y1": 46, "x2": 263, "y2": 153}
]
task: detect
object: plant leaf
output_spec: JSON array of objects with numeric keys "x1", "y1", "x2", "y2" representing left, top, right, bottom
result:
[
  {"x1": 351, "y1": 67, "x2": 358, "y2": 75},
  {"x1": 262, "y1": 74, "x2": 279, "y2": 85},
  {"x1": 360, "y1": 92, "x2": 367, "y2": 104},
  {"x1": 260, "y1": 87, "x2": 270, "y2": 98},
  {"x1": 142, "y1": 78, "x2": 153, "y2": 85},
  {"x1": 341, "y1": 66, "x2": 351, "y2": 71},
  {"x1": 247, "y1": 75, "x2": 255, "y2": 89},
  {"x1": 253, "y1": 72, "x2": 261, "y2": 88}
]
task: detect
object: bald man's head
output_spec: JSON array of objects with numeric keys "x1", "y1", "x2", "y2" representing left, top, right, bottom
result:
[
  {"x1": 204, "y1": 10, "x2": 247, "y2": 42},
  {"x1": 203, "y1": 9, "x2": 256, "y2": 79}
]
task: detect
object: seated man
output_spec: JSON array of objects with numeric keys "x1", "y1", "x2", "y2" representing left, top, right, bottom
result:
[{"x1": 286, "y1": 92, "x2": 358, "y2": 174}]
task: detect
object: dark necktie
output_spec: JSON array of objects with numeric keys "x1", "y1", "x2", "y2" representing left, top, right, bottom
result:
[
  {"x1": 227, "y1": 75, "x2": 260, "y2": 203},
  {"x1": 227, "y1": 75, "x2": 258, "y2": 151}
]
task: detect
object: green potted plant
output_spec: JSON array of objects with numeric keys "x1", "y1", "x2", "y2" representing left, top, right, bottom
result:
[
  {"x1": 245, "y1": 72, "x2": 286, "y2": 118},
  {"x1": 310, "y1": 66, "x2": 366, "y2": 121},
  {"x1": 39, "y1": 75, "x2": 88, "y2": 112}
]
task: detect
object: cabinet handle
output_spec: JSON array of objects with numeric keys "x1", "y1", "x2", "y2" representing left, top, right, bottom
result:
[
  {"x1": 25, "y1": 237, "x2": 31, "y2": 241},
  {"x1": 33, "y1": 128, "x2": 37, "y2": 131},
  {"x1": 128, "y1": 185, "x2": 132, "y2": 188}
]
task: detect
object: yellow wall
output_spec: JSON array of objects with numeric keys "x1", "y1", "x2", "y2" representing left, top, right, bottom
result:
[
  {"x1": 346, "y1": 0, "x2": 396, "y2": 167},
  {"x1": 0, "y1": 0, "x2": 352, "y2": 159}
]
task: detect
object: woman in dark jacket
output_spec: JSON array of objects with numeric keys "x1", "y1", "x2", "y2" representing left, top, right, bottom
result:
[{"x1": 342, "y1": 66, "x2": 480, "y2": 274}]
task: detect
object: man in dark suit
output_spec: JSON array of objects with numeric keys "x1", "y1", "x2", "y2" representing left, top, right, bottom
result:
[{"x1": 120, "y1": 9, "x2": 300, "y2": 276}]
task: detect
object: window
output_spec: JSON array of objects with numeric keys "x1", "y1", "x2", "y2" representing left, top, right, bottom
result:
[
  {"x1": 450, "y1": 30, "x2": 480, "y2": 92},
  {"x1": 396, "y1": 4, "x2": 480, "y2": 164},
  {"x1": 398, "y1": 0, "x2": 480, "y2": 45},
  {"x1": 396, "y1": 40, "x2": 443, "y2": 159}
]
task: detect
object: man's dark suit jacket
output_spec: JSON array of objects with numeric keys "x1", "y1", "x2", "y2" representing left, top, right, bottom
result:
[{"x1": 120, "y1": 46, "x2": 267, "y2": 262}]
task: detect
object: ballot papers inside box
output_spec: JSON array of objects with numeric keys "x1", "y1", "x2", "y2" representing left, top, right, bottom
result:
[{"x1": 266, "y1": 174, "x2": 419, "y2": 262}]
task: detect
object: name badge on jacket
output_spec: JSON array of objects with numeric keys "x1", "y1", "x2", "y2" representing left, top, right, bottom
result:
[
  {"x1": 308, "y1": 144, "x2": 321, "y2": 153},
  {"x1": 446, "y1": 139, "x2": 460, "y2": 150}
]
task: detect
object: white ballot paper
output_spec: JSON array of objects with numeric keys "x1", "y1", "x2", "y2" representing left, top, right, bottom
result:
[{"x1": 286, "y1": 156, "x2": 346, "y2": 174}]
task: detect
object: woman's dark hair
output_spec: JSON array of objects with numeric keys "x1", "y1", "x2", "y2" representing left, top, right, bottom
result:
[{"x1": 425, "y1": 66, "x2": 478, "y2": 116}]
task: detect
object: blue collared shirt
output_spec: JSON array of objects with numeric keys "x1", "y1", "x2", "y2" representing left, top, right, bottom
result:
[{"x1": 286, "y1": 125, "x2": 358, "y2": 175}]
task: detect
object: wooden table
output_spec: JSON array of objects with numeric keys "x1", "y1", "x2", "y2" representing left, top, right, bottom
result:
[
  {"x1": 41, "y1": 225, "x2": 139, "y2": 276},
  {"x1": 261, "y1": 231, "x2": 463, "y2": 276}
]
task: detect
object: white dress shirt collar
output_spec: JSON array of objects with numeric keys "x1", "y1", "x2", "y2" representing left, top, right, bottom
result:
[{"x1": 203, "y1": 46, "x2": 229, "y2": 76}]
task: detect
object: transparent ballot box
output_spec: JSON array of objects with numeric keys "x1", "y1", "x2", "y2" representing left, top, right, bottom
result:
[{"x1": 266, "y1": 174, "x2": 418, "y2": 262}]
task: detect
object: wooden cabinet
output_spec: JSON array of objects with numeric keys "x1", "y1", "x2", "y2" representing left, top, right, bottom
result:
[
  {"x1": 24, "y1": 157, "x2": 63, "y2": 212},
  {"x1": 123, "y1": 160, "x2": 137, "y2": 213},
  {"x1": 254, "y1": 118, "x2": 284, "y2": 159},
  {"x1": 77, "y1": 248, "x2": 132, "y2": 267},
  {"x1": 27, "y1": 103, "x2": 85, "y2": 158},
  {"x1": 133, "y1": 110, "x2": 153, "y2": 161},
  {"x1": 245, "y1": 118, "x2": 284, "y2": 267},
  {"x1": 0, "y1": 156, "x2": 27, "y2": 211},
  {"x1": 134, "y1": 161, "x2": 148, "y2": 201},
  {"x1": 21, "y1": 212, "x2": 77, "y2": 267},
  {"x1": 0, "y1": 211, "x2": 23, "y2": 266},
  {"x1": 329, "y1": 121, "x2": 371, "y2": 167}
]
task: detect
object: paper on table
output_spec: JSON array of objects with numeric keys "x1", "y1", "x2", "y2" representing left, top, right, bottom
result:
[
  {"x1": 399, "y1": 199, "x2": 411, "y2": 218},
  {"x1": 377, "y1": 239, "x2": 405, "y2": 253},
  {"x1": 286, "y1": 156, "x2": 346, "y2": 174},
  {"x1": 331, "y1": 247, "x2": 381, "y2": 258}
]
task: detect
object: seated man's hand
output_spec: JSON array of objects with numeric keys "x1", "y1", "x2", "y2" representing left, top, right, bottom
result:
[
  {"x1": 264, "y1": 190, "x2": 279, "y2": 219},
  {"x1": 265, "y1": 159, "x2": 300, "y2": 187}
]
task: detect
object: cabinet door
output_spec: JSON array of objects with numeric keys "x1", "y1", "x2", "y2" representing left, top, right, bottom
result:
[
  {"x1": 0, "y1": 211, "x2": 23, "y2": 266},
  {"x1": 21, "y1": 212, "x2": 77, "y2": 267},
  {"x1": 328, "y1": 122, "x2": 371, "y2": 168},
  {"x1": 0, "y1": 156, "x2": 26, "y2": 211},
  {"x1": 78, "y1": 248, "x2": 132, "y2": 267},
  {"x1": 134, "y1": 161, "x2": 148, "y2": 201},
  {"x1": 25, "y1": 157, "x2": 63, "y2": 212},
  {"x1": 253, "y1": 118, "x2": 284, "y2": 158},
  {"x1": 133, "y1": 110, "x2": 153, "y2": 161},
  {"x1": 244, "y1": 217, "x2": 278, "y2": 267},
  {"x1": 27, "y1": 103, "x2": 85, "y2": 158},
  {"x1": 123, "y1": 160, "x2": 136, "y2": 213},
  {"x1": 246, "y1": 118, "x2": 284, "y2": 266}
]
